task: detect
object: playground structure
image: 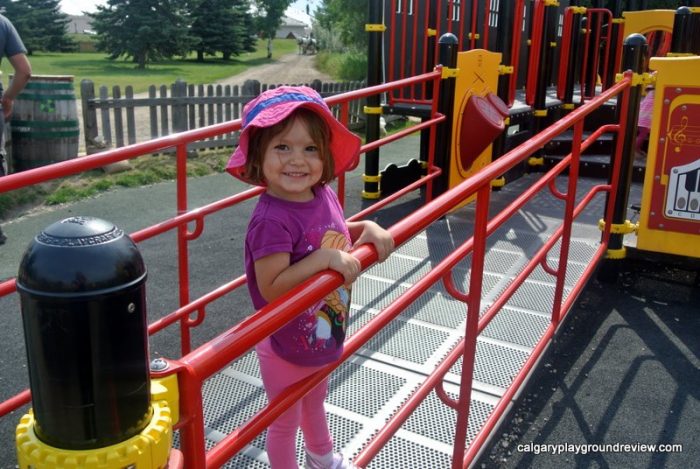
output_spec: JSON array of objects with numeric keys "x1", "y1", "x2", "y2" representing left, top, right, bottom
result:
[{"x1": 0, "y1": 1, "x2": 698, "y2": 468}]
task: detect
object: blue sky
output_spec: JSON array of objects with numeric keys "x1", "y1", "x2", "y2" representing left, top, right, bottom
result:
[{"x1": 60, "y1": 0, "x2": 321, "y2": 21}]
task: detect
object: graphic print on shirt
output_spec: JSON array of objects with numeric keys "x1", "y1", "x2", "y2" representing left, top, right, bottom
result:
[{"x1": 306, "y1": 229, "x2": 351, "y2": 350}]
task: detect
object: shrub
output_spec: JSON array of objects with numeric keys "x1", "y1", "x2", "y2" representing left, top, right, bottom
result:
[{"x1": 338, "y1": 51, "x2": 367, "y2": 81}]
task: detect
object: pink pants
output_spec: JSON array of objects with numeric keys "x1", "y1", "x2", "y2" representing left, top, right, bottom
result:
[{"x1": 256, "y1": 339, "x2": 333, "y2": 469}]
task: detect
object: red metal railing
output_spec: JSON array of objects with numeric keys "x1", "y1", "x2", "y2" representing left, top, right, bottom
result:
[
  {"x1": 0, "y1": 69, "x2": 444, "y2": 421},
  {"x1": 580, "y1": 8, "x2": 615, "y2": 101},
  {"x1": 180, "y1": 73, "x2": 632, "y2": 468},
  {"x1": 0, "y1": 65, "x2": 635, "y2": 467}
]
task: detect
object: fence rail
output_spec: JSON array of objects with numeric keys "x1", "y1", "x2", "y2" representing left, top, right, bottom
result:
[{"x1": 80, "y1": 78, "x2": 366, "y2": 155}]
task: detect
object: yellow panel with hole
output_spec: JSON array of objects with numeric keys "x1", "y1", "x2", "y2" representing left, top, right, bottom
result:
[
  {"x1": 621, "y1": 10, "x2": 675, "y2": 35},
  {"x1": 449, "y1": 49, "x2": 505, "y2": 206}
]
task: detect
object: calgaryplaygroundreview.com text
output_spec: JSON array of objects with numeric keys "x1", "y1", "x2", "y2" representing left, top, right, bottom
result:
[{"x1": 517, "y1": 442, "x2": 683, "y2": 456}]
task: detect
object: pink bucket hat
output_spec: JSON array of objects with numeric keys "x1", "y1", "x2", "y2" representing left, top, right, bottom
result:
[{"x1": 226, "y1": 86, "x2": 361, "y2": 185}]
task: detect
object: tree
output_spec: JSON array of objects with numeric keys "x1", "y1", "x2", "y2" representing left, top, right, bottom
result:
[
  {"x1": 89, "y1": 0, "x2": 194, "y2": 69},
  {"x1": 190, "y1": 0, "x2": 255, "y2": 62},
  {"x1": 314, "y1": 0, "x2": 367, "y2": 52},
  {"x1": 0, "y1": 0, "x2": 75, "y2": 53},
  {"x1": 253, "y1": 0, "x2": 292, "y2": 58}
]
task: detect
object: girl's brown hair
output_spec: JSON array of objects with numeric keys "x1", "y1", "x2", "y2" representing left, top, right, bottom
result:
[{"x1": 243, "y1": 108, "x2": 335, "y2": 185}]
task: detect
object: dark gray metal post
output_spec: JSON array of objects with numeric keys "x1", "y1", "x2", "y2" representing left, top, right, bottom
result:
[
  {"x1": 432, "y1": 33, "x2": 459, "y2": 199},
  {"x1": 363, "y1": 0, "x2": 383, "y2": 200},
  {"x1": 607, "y1": 34, "x2": 647, "y2": 257}
]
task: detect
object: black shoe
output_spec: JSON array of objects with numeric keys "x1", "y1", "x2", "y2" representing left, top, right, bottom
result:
[{"x1": 0, "y1": 227, "x2": 6, "y2": 245}]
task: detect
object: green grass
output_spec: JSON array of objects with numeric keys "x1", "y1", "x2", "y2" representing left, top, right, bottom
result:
[
  {"x1": 316, "y1": 50, "x2": 367, "y2": 81},
  {"x1": 0, "y1": 150, "x2": 230, "y2": 219},
  {"x1": 0, "y1": 38, "x2": 323, "y2": 220},
  {"x1": 1, "y1": 39, "x2": 298, "y2": 98}
]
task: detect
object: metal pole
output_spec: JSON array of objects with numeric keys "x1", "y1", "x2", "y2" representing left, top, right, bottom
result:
[
  {"x1": 534, "y1": 1, "x2": 557, "y2": 132},
  {"x1": 689, "y1": 1, "x2": 700, "y2": 55},
  {"x1": 606, "y1": 34, "x2": 646, "y2": 261},
  {"x1": 495, "y1": 0, "x2": 515, "y2": 103},
  {"x1": 671, "y1": 7, "x2": 692, "y2": 55},
  {"x1": 604, "y1": 1, "x2": 624, "y2": 89},
  {"x1": 363, "y1": 0, "x2": 383, "y2": 200},
  {"x1": 432, "y1": 33, "x2": 458, "y2": 199},
  {"x1": 491, "y1": 0, "x2": 516, "y2": 168},
  {"x1": 563, "y1": 6, "x2": 584, "y2": 109}
]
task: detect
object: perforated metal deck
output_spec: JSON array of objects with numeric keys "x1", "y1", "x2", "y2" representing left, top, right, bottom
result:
[{"x1": 188, "y1": 176, "x2": 642, "y2": 467}]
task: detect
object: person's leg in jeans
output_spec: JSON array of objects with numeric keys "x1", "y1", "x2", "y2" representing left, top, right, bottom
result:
[{"x1": 0, "y1": 110, "x2": 6, "y2": 244}]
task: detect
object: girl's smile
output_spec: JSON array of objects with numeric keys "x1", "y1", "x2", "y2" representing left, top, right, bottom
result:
[{"x1": 262, "y1": 117, "x2": 325, "y2": 202}]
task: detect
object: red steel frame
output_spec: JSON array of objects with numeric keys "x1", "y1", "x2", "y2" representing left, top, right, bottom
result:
[
  {"x1": 0, "y1": 63, "x2": 635, "y2": 467},
  {"x1": 557, "y1": 5, "x2": 577, "y2": 100},
  {"x1": 525, "y1": 0, "x2": 546, "y2": 106},
  {"x1": 580, "y1": 8, "x2": 615, "y2": 101}
]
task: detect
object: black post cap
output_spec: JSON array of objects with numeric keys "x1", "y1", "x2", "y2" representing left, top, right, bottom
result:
[{"x1": 17, "y1": 216, "x2": 146, "y2": 296}]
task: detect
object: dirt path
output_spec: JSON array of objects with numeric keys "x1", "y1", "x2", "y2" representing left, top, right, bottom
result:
[
  {"x1": 76, "y1": 52, "x2": 332, "y2": 155},
  {"x1": 215, "y1": 52, "x2": 333, "y2": 87}
]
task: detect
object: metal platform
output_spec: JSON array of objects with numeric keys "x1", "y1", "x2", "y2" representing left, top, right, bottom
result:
[{"x1": 185, "y1": 175, "x2": 643, "y2": 467}]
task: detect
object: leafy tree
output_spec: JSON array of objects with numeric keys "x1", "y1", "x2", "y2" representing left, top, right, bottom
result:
[
  {"x1": 89, "y1": 0, "x2": 194, "y2": 69},
  {"x1": 314, "y1": 0, "x2": 367, "y2": 52},
  {"x1": 0, "y1": 0, "x2": 75, "y2": 53},
  {"x1": 190, "y1": 0, "x2": 255, "y2": 61},
  {"x1": 253, "y1": 0, "x2": 292, "y2": 58}
]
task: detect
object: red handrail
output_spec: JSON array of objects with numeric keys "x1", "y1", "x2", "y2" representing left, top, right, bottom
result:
[
  {"x1": 0, "y1": 70, "x2": 445, "y2": 423},
  {"x1": 192, "y1": 75, "x2": 633, "y2": 468},
  {"x1": 0, "y1": 64, "x2": 635, "y2": 468}
]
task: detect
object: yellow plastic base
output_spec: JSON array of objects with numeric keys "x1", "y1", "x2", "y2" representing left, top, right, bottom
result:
[{"x1": 16, "y1": 400, "x2": 173, "y2": 469}]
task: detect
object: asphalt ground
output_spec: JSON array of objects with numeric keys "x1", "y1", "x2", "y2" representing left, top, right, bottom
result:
[
  {"x1": 1, "y1": 132, "x2": 698, "y2": 467},
  {"x1": 478, "y1": 254, "x2": 699, "y2": 468}
]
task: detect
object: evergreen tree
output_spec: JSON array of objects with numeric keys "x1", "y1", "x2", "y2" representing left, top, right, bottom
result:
[
  {"x1": 89, "y1": 0, "x2": 194, "y2": 69},
  {"x1": 0, "y1": 0, "x2": 75, "y2": 53},
  {"x1": 190, "y1": 0, "x2": 254, "y2": 61}
]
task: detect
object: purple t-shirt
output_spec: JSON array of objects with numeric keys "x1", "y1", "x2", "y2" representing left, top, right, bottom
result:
[{"x1": 245, "y1": 185, "x2": 352, "y2": 366}]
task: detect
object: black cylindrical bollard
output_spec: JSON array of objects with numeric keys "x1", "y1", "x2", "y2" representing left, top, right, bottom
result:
[{"x1": 16, "y1": 216, "x2": 151, "y2": 450}]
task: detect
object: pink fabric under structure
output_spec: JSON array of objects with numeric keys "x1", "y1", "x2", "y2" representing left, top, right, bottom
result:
[{"x1": 638, "y1": 89, "x2": 655, "y2": 130}]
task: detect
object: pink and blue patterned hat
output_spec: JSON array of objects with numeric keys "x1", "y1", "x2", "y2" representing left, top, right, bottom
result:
[{"x1": 226, "y1": 86, "x2": 361, "y2": 185}]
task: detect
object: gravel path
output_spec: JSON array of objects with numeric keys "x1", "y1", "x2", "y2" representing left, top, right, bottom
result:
[{"x1": 214, "y1": 52, "x2": 333, "y2": 87}]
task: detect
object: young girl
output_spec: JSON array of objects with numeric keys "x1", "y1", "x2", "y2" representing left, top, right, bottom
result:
[{"x1": 227, "y1": 86, "x2": 394, "y2": 469}]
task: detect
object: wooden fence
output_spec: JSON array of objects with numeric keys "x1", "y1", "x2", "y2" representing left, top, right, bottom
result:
[{"x1": 80, "y1": 79, "x2": 366, "y2": 155}]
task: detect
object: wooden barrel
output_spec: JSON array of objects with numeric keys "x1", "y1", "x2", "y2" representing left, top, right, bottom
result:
[{"x1": 10, "y1": 75, "x2": 79, "y2": 171}]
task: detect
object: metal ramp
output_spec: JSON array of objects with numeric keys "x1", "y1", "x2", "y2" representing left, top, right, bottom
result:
[{"x1": 184, "y1": 175, "x2": 638, "y2": 467}]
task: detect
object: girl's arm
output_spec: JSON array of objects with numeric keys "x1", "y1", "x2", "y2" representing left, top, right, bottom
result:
[
  {"x1": 255, "y1": 249, "x2": 360, "y2": 303},
  {"x1": 347, "y1": 220, "x2": 394, "y2": 262}
]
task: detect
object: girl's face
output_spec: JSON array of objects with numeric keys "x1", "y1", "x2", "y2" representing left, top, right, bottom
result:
[{"x1": 262, "y1": 117, "x2": 325, "y2": 202}]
